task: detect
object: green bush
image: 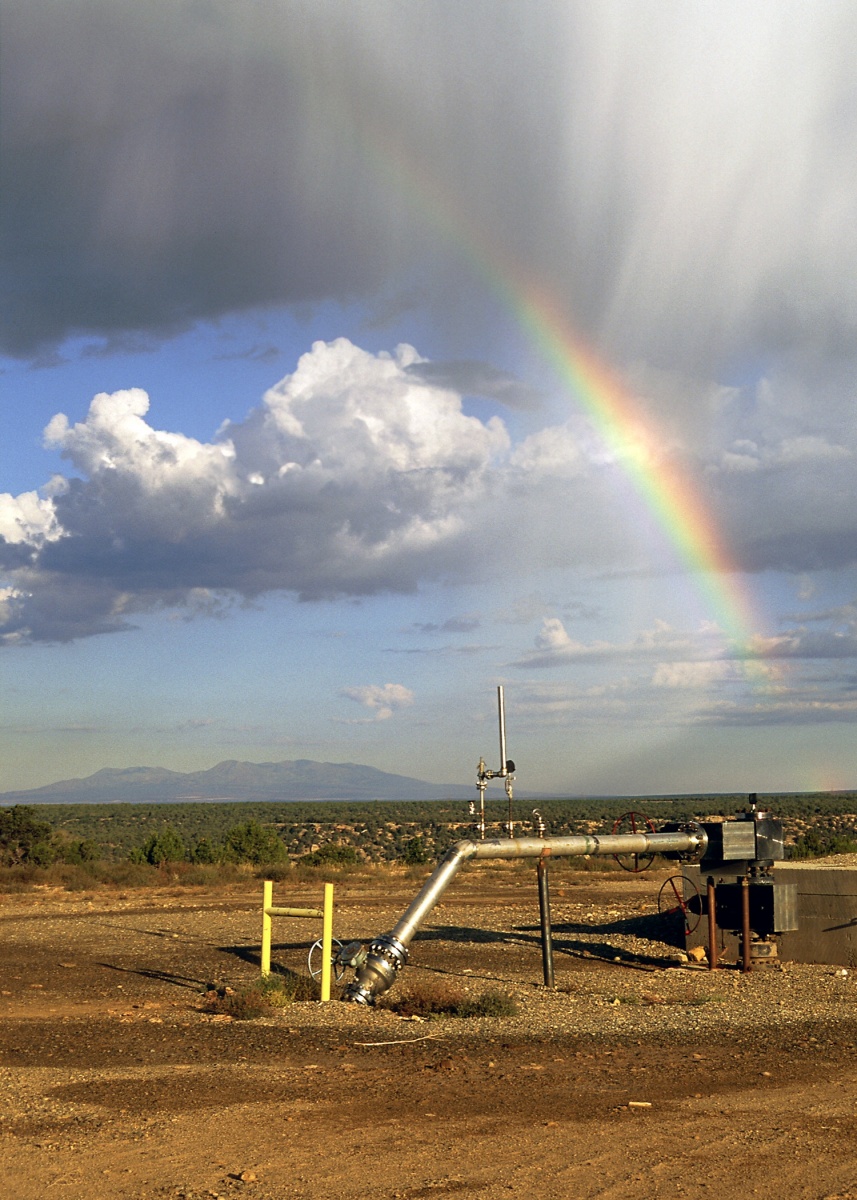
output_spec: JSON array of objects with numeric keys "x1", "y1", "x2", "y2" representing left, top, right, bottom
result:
[
  {"x1": 133, "y1": 825, "x2": 187, "y2": 865},
  {"x1": 190, "y1": 837, "x2": 219, "y2": 864},
  {"x1": 401, "y1": 836, "x2": 430, "y2": 865},
  {"x1": 301, "y1": 843, "x2": 359, "y2": 868},
  {"x1": 222, "y1": 821, "x2": 288, "y2": 865},
  {"x1": 0, "y1": 806, "x2": 55, "y2": 866},
  {"x1": 790, "y1": 829, "x2": 857, "y2": 859}
]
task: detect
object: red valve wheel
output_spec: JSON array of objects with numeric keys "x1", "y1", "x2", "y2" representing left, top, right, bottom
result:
[
  {"x1": 657, "y1": 874, "x2": 702, "y2": 935},
  {"x1": 611, "y1": 810, "x2": 657, "y2": 873}
]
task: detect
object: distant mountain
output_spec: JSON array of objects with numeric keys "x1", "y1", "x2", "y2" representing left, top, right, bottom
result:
[{"x1": 0, "y1": 759, "x2": 478, "y2": 805}]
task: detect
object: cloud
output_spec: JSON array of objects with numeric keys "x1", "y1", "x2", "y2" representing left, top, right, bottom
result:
[
  {"x1": 5, "y1": 328, "x2": 857, "y2": 645},
  {"x1": 651, "y1": 661, "x2": 748, "y2": 689},
  {"x1": 5, "y1": 0, "x2": 857, "y2": 383},
  {"x1": 339, "y1": 682, "x2": 415, "y2": 721},
  {"x1": 513, "y1": 617, "x2": 706, "y2": 670},
  {"x1": 412, "y1": 617, "x2": 481, "y2": 635},
  {"x1": 0, "y1": 340, "x2": 516, "y2": 641},
  {"x1": 404, "y1": 361, "x2": 543, "y2": 411}
]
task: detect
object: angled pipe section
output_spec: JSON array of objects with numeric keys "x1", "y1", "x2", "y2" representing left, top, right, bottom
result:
[{"x1": 342, "y1": 827, "x2": 708, "y2": 1004}]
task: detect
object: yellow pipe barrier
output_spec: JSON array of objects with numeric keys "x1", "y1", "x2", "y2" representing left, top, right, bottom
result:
[{"x1": 261, "y1": 880, "x2": 336, "y2": 1001}]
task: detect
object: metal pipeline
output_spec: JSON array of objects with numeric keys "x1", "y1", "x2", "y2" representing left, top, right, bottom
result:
[{"x1": 342, "y1": 826, "x2": 708, "y2": 1004}]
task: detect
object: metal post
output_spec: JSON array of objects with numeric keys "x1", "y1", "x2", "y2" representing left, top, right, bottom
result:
[
  {"x1": 741, "y1": 876, "x2": 752, "y2": 973},
  {"x1": 261, "y1": 879, "x2": 273, "y2": 978},
  {"x1": 706, "y1": 877, "x2": 718, "y2": 971},
  {"x1": 320, "y1": 881, "x2": 334, "y2": 1003},
  {"x1": 537, "y1": 858, "x2": 555, "y2": 988},
  {"x1": 497, "y1": 685, "x2": 507, "y2": 776}
]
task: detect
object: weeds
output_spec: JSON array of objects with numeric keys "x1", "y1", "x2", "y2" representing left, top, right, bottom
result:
[
  {"x1": 380, "y1": 979, "x2": 519, "y2": 1019},
  {"x1": 201, "y1": 971, "x2": 320, "y2": 1019},
  {"x1": 0, "y1": 859, "x2": 255, "y2": 893}
]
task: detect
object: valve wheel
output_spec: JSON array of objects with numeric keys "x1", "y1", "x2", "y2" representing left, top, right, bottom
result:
[
  {"x1": 308, "y1": 938, "x2": 346, "y2": 983},
  {"x1": 657, "y1": 874, "x2": 702, "y2": 935},
  {"x1": 611, "y1": 810, "x2": 657, "y2": 873}
]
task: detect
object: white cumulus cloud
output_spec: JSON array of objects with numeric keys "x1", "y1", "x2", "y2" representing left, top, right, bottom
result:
[{"x1": 340, "y1": 683, "x2": 415, "y2": 721}]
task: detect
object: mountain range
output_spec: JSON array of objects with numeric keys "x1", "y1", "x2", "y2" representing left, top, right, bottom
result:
[{"x1": 0, "y1": 759, "x2": 480, "y2": 805}]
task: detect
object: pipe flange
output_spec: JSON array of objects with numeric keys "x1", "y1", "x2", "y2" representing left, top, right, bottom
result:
[
  {"x1": 341, "y1": 934, "x2": 409, "y2": 1005},
  {"x1": 660, "y1": 821, "x2": 707, "y2": 863}
]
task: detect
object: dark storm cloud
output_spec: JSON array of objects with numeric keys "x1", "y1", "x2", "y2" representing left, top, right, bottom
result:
[
  {"x1": 5, "y1": 1, "x2": 857, "y2": 376},
  {"x1": 1, "y1": 0, "x2": 391, "y2": 355}
]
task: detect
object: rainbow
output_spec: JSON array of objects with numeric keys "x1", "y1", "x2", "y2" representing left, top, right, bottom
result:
[
  {"x1": 360, "y1": 129, "x2": 762, "y2": 654},
  {"x1": 513, "y1": 281, "x2": 760, "y2": 649}
]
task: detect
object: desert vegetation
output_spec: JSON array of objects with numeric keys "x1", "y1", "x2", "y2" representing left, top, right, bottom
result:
[{"x1": 1, "y1": 791, "x2": 856, "y2": 892}]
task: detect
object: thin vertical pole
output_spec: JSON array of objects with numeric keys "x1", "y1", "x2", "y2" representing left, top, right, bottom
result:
[
  {"x1": 320, "y1": 882, "x2": 334, "y2": 1002},
  {"x1": 497, "y1": 685, "x2": 507, "y2": 775},
  {"x1": 261, "y1": 880, "x2": 273, "y2": 978},
  {"x1": 741, "y1": 877, "x2": 752, "y2": 973},
  {"x1": 537, "y1": 858, "x2": 555, "y2": 988},
  {"x1": 706, "y1": 877, "x2": 718, "y2": 971}
]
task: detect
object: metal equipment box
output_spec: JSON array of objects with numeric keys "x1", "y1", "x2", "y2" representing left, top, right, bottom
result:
[
  {"x1": 699, "y1": 815, "x2": 786, "y2": 870},
  {"x1": 699, "y1": 820, "x2": 756, "y2": 867},
  {"x1": 714, "y1": 880, "x2": 799, "y2": 935}
]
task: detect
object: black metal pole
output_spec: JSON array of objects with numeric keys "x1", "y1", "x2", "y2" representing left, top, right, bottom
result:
[
  {"x1": 741, "y1": 876, "x2": 752, "y2": 973},
  {"x1": 706, "y1": 877, "x2": 718, "y2": 971},
  {"x1": 537, "y1": 857, "x2": 555, "y2": 988}
]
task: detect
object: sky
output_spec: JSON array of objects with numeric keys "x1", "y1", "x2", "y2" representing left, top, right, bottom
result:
[{"x1": 2, "y1": 0, "x2": 857, "y2": 799}]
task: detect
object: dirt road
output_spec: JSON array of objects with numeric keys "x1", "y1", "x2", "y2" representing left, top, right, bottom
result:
[{"x1": 2, "y1": 869, "x2": 857, "y2": 1199}]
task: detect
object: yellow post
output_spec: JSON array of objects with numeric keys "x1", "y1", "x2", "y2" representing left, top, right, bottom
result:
[
  {"x1": 320, "y1": 881, "x2": 334, "y2": 1002},
  {"x1": 261, "y1": 879, "x2": 273, "y2": 978}
]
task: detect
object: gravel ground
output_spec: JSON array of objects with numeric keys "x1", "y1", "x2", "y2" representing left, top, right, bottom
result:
[{"x1": 3, "y1": 867, "x2": 857, "y2": 1200}]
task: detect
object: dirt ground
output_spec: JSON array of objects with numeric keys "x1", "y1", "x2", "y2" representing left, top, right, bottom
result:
[{"x1": 3, "y1": 866, "x2": 857, "y2": 1200}]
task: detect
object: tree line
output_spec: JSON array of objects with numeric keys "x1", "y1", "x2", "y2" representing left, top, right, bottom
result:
[{"x1": 3, "y1": 792, "x2": 857, "y2": 873}]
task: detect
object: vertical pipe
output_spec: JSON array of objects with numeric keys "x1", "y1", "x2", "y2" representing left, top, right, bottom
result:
[
  {"x1": 320, "y1": 882, "x2": 334, "y2": 1002},
  {"x1": 741, "y1": 877, "x2": 752, "y2": 973},
  {"x1": 537, "y1": 858, "x2": 555, "y2": 988},
  {"x1": 497, "y1": 685, "x2": 507, "y2": 775},
  {"x1": 706, "y1": 877, "x2": 718, "y2": 971},
  {"x1": 261, "y1": 880, "x2": 273, "y2": 978}
]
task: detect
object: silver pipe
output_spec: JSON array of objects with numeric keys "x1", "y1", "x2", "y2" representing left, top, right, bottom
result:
[{"x1": 342, "y1": 826, "x2": 707, "y2": 1004}]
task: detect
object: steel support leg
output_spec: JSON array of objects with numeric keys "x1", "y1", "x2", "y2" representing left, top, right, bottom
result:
[{"x1": 537, "y1": 858, "x2": 555, "y2": 988}]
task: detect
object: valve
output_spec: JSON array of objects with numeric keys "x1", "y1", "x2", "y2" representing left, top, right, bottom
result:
[
  {"x1": 307, "y1": 937, "x2": 347, "y2": 984},
  {"x1": 657, "y1": 874, "x2": 702, "y2": 935},
  {"x1": 611, "y1": 810, "x2": 657, "y2": 873}
]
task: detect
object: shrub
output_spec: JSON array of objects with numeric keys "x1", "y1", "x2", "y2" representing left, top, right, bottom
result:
[
  {"x1": 301, "y1": 843, "x2": 359, "y2": 868},
  {"x1": 131, "y1": 825, "x2": 187, "y2": 865},
  {"x1": 790, "y1": 829, "x2": 857, "y2": 859},
  {"x1": 201, "y1": 972, "x2": 320, "y2": 1019},
  {"x1": 401, "y1": 836, "x2": 430, "y2": 866},
  {"x1": 190, "y1": 837, "x2": 219, "y2": 864},
  {"x1": 222, "y1": 821, "x2": 288, "y2": 865},
  {"x1": 59, "y1": 838, "x2": 101, "y2": 865},
  {"x1": 381, "y1": 981, "x2": 519, "y2": 1019},
  {"x1": 0, "y1": 806, "x2": 55, "y2": 866}
]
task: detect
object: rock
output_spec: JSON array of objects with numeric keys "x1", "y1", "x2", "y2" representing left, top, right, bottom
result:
[{"x1": 687, "y1": 946, "x2": 708, "y2": 964}]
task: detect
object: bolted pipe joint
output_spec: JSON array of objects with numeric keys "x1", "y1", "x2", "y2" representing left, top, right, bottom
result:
[{"x1": 341, "y1": 934, "x2": 408, "y2": 1006}]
